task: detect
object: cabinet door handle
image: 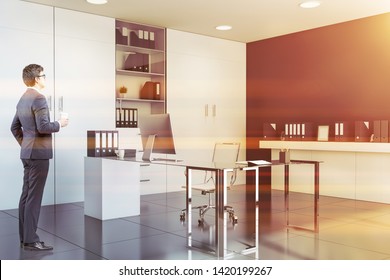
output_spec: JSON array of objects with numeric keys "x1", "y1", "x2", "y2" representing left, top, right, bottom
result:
[
  {"x1": 47, "y1": 95, "x2": 52, "y2": 111},
  {"x1": 212, "y1": 104, "x2": 216, "y2": 117},
  {"x1": 140, "y1": 179, "x2": 151, "y2": 183},
  {"x1": 205, "y1": 104, "x2": 208, "y2": 117},
  {"x1": 59, "y1": 96, "x2": 64, "y2": 112}
]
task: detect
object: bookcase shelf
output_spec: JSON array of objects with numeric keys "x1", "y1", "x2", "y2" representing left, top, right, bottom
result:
[
  {"x1": 116, "y1": 44, "x2": 164, "y2": 55},
  {"x1": 116, "y1": 98, "x2": 164, "y2": 103},
  {"x1": 116, "y1": 69, "x2": 164, "y2": 77},
  {"x1": 115, "y1": 19, "x2": 166, "y2": 128}
]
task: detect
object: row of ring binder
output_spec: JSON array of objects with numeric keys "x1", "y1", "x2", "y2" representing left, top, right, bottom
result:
[
  {"x1": 116, "y1": 108, "x2": 138, "y2": 128},
  {"x1": 262, "y1": 120, "x2": 390, "y2": 142},
  {"x1": 87, "y1": 130, "x2": 118, "y2": 157},
  {"x1": 116, "y1": 27, "x2": 156, "y2": 49}
]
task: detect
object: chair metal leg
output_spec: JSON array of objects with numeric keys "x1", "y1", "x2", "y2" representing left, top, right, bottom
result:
[{"x1": 179, "y1": 190, "x2": 238, "y2": 226}]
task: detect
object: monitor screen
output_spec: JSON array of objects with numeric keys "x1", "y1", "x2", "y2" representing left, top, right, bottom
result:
[{"x1": 138, "y1": 114, "x2": 176, "y2": 160}]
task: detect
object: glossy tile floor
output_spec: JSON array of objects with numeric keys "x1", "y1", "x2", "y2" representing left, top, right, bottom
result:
[{"x1": 1, "y1": 186, "x2": 390, "y2": 260}]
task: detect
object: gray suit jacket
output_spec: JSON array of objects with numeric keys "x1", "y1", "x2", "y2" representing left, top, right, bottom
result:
[{"x1": 10, "y1": 88, "x2": 60, "y2": 159}]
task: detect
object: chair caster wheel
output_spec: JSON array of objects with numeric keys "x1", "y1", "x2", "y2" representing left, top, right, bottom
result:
[
  {"x1": 180, "y1": 212, "x2": 185, "y2": 221},
  {"x1": 232, "y1": 216, "x2": 238, "y2": 225},
  {"x1": 198, "y1": 219, "x2": 204, "y2": 226}
]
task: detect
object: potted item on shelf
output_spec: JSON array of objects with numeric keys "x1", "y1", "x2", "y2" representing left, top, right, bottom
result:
[{"x1": 119, "y1": 86, "x2": 127, "y2": 98}]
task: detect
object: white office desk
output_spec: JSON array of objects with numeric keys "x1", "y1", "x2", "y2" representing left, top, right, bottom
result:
[
  {"x1": 84, "y1": 156, "x2": 321, "y2": 258},
  {"x1": 84, "y1": 156, "x2": 184, "y2": 220},
  {"x1": 84, "y1": 156, "x2": 257, "y2": 257}
]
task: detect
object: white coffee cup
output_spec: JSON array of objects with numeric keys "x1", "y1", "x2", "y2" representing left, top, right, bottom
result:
[
  {"x1": 115, "y1": 149, "x2": 125, "y2": 159},
  {"x1": 60, "y1": 112, "x2": 69, "y2": 120}
]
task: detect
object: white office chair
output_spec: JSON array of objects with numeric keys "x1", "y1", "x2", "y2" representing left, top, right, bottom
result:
[{"x1": 180, "y1": 142, "x2": 240, "y2": 226}]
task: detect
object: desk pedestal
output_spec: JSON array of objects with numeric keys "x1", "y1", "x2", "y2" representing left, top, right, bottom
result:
[{"x1": 84, "y1": 157, "x2": 140, "y2": 220}]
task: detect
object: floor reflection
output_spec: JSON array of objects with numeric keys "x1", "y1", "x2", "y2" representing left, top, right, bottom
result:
[{"x1": 1, "y1": 186, "x2": 390, "y2": 260}]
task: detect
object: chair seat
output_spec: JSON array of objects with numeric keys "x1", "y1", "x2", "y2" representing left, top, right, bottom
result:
[{"x1": 181, "y1": 181, "x2": 231, "y2": 194}]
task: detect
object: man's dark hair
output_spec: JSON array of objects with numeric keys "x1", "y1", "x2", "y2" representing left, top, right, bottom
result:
[{"x1": 23, "y1": 64, "x2": 44, "y2": 87}]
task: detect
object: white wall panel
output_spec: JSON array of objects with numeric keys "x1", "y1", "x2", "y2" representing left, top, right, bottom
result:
[{"x1": 0, "y1": 0, "x2": 54, "y2": 209}]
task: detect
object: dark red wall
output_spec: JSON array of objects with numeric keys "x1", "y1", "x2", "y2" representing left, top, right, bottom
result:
[{"x1": 247, "y1": 13, "x2": 390, "y2": 157}]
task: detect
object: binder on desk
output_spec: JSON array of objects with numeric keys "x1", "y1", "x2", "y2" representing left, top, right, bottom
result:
[
  {"x1": 334, "y1": 121, "x2": 354, "y2": 142},
  {"x1": 301, "y1": 122, "x2": 315, "y2": 141},
  {"x1": 373, "y1": 120, "x2": 381, "y2": 142},
  {"x1": 113, "y1": 131, "x2": 118, "y2": 152},
  {"x1": 262, "y1": 123, "x2": 278, "y2": 140},
  {"x1": 282, "y1": 122, "x2": 313, "y2": 140},
  {"x1": 373, "y1": 120, "x2": 389, "y2": 142},
  {"x1": 355, "y1": 121, "x2": 372, "y2": 142},
  {"x1": 300, "y1": 123, "x2": 306, "y2": 140},
  {"x1": 107, "y1": 131, "x2": 113, "y2": 155},
  {"x1": 101, "y1": 131, "x2": 107, "y2": 156},
  {"x1": 381, "y1": 120, "x2": 389, "y2": 142},
  {"x1": 87, "y1": 130, "x2": 101, "y2": 157},
  {"x1": 87, "y1": 130, "x2": 118, "y2": 157},
  {"x1": 106, "y1": 131, "x2": 118, "y2": 156}
]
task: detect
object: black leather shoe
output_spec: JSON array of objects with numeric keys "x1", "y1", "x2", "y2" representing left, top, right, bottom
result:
[
  {"x1": 21, "y1": 241, "x2": 44, "y2": 248},
  {"x1": 23, "y1": 241, "x2": 53, "y2": 251}
]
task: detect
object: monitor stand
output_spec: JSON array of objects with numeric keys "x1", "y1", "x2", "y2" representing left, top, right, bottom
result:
[{"x1": 142, "y1": 134, "x2": 156, "y2": 161}]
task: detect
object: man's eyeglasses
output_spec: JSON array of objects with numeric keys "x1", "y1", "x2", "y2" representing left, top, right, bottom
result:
[{"x1": 37, "y1": 74, "x2": 46, "y2": 79}]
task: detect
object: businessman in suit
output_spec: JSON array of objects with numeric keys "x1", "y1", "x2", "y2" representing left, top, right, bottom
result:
[{"x1": 10, "y1": 64, "x2": 68, "y2": 251}]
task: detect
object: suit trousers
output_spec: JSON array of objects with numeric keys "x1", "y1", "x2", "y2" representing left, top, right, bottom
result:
[{"x1": 19, "y1": 159, "x2": 49, "y2": 243}]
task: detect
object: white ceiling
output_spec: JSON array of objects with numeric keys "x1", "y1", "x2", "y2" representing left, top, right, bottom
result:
[{"x1": 22, "y1": 0, "x2": 390, "y2": 43}]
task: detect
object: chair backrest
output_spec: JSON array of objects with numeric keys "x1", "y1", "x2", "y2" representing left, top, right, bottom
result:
[
  {"x1": 212, "y1": 142, "x2": 240, "y2": 163},
  {"x1": 210, "y1": 142, "x2": 240, "y2": 186}
]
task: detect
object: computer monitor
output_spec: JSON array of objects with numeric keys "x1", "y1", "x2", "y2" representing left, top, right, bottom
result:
[{"x1": 138, "y1": 113, "x2": 176, "y2": 161}]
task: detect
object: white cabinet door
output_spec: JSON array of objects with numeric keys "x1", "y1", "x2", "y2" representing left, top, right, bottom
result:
[
  {"x1": 0, "y1": 0, "x2": 55, "y2": 209},
  {"x1": 166, "y1": 29, "x2": 246, "y2": 163},
  {"x1": 140, "y1": 163, "x2": 167, "y2": 195},
  {"x1": 53, "y1": 8, "x2": 115, "y2": 204}
]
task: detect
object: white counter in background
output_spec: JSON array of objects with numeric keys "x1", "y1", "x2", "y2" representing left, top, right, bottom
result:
[
  {"x1": 259, "y1": 140, "x2": 390, "y2": 204},
  {"x1": 260, "y1": 140, "x2": 390, "y2": 153}
]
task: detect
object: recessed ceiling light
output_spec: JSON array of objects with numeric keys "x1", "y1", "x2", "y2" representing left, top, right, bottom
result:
[
  {"x1": 86, "y1": 0, "x2": 108, "y2": 4},
  {"x1": 299, "y1": 1, "x2": 321, "y2": 9},
  {"x1": 216, "y1": 25, "x2": 232, "y2": 31}
]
